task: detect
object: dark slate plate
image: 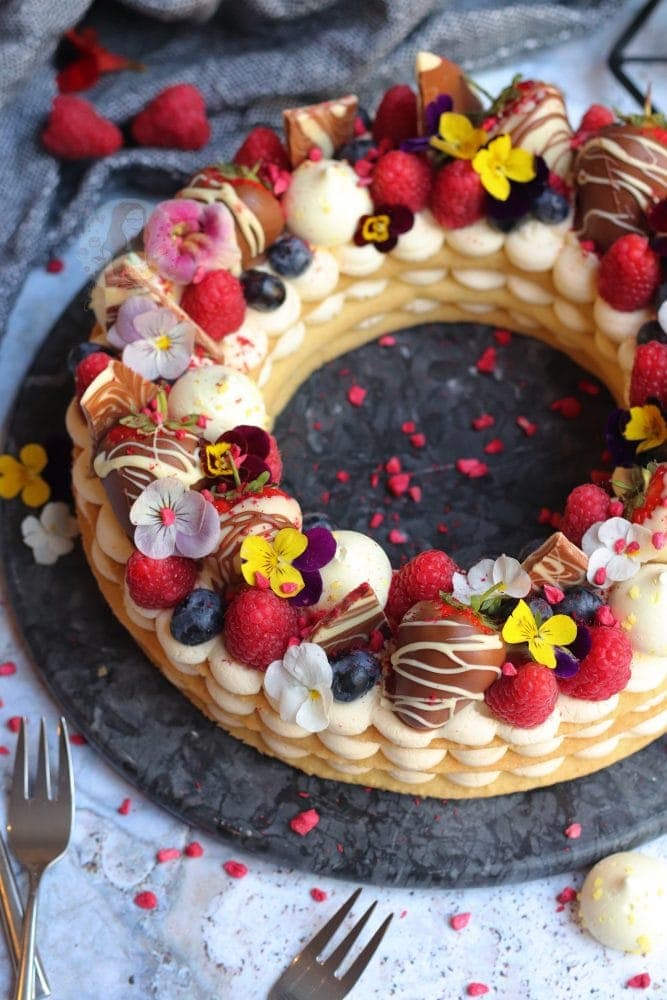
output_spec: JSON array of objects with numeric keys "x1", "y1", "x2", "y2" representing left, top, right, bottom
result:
[{"x1": 2, "y1": 288, "x2": 666, "y2": 889}]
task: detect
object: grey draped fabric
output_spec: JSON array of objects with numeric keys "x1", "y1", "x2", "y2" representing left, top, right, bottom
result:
[{"x1": 0, "y1": 0, "x2": 625, "y2": 332}]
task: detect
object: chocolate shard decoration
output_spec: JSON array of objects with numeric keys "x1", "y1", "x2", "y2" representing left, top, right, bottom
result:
[
  {"x1": 283, "y1": 94, "x2": 359, "y2": 168},
  {"x1": 80, "y1": 360, "x2": 158, "y2": 450},
  {"x1": 415, "y1": 51, "x2": 482, "y2": 132},
  {"x1": 574, "y1": 124, "x2": 667, "y2": 252},
  {"x1": 308, "y1": 582, "x2": 389, "y2": 658},
  {"x1": 91, "y1": 252, "x2": 180, "y2": 331},
  {"x1": 385, "y1": 600, "x2": 505, "y2": 730},
  {"x1": 521, "y1": 531, "x2": 588, "y2": 588}
]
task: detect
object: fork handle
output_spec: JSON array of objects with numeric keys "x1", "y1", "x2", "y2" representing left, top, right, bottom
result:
[
  {"x1": 0, "y1": 835, "x2": 50, "y2": 997},
  {"x1": 13, "y1": 868, "x2": 42, "y2": 1000}
]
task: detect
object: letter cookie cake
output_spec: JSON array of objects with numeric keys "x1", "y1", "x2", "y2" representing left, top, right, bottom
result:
[{"x1": 67, "y1": 54, "x2": 667, "y2": 797}]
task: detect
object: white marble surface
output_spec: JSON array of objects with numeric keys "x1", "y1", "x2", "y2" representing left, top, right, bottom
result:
[{"x1": 2, "y1": 2, "x2": 667, "y2": 997}]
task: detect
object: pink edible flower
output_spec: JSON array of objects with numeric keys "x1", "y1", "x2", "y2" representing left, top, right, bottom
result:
[{"x1": 144, "y1": 199, "x2": 241, "y2": 284}]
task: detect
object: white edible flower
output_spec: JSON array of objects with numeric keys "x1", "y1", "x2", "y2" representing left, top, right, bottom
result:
[
  {"x1": 452, "y1": 554, "x2": 531, "y2": 605},
  {"x1": 582, "y1": 516, "x2": 653, "y2": 589},
  {"x1": 264, "y1": 642, "x2": 333, "y2": 733},
  {"x1": 21, "y1": 502, "x2": 79, "y2": 565}
]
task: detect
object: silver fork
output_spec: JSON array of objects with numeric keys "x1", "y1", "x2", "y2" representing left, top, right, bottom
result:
[
  {"x1": 268, "y1": 888, "x2": 393, "y2": 999},
  {"x1": 7, "y1": 718, "x2": 74, "y2": 1000}
]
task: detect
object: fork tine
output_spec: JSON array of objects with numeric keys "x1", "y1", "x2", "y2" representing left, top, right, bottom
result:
[
  {"x1": 302, "y1": 888, "x2": 362, "y2": 958},
  {"x1": 320, "y1": 900, "x2": 377, "y2": 972},
  {"x1": 336, "y1": 912, "x2": 394, "y2": 994},
  {"x1": 34, "y1": 719, "x2": 51, "y2": 801},
  {"x1": 10, "y1": 719, "x2": 28, "y2": 802},
  {"x1": 56, "y1": 718, "x2": 73, "y2": 807}
]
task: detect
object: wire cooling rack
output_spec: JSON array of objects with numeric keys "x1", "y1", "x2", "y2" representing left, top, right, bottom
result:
[{"x1": 609, "y1": 0, "x2": 666, "y2": 110}]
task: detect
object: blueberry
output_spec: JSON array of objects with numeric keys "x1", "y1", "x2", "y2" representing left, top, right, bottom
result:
[
  {"x1": 529, "y1": 597, "x2": 553, "y2": 623},
  {"x1": 240, "y1": 269, "x2": 286, "y2": 311},
  {"x1": 267, "y1": 235, "x2": 312, "y2": 277},
  {"x1": 532, "y1": 187, "x2": 570, "y2": 224},
  {"x1": 636, "y1": 319, "x2": 667, "y2": 345},
  {"x1": 170, "y1": 589, "x2": 226, "y2": 645},
  {"x1": 301, "y1": 512, "x2": 335, "y2": 533},
  {"x1": 335, "y1": 136, "x2": 375, "y2": 164},
  {"x1": 557, "y1": 585, "x2": 603, "y2": 624},
  {"x1": 67, "y1": 342, "x2": 115, "y2": 375},
  {"x1": 331, "y1": 650, "x2": 381, "y2": 702}
]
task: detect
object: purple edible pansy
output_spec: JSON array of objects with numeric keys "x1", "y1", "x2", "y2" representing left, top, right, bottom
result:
[
  {"x1": 290, "y1": 526, "x2": 337, "y2": 607},
  {"x1": 144, "y1": 198, "x2": 241, "y2": 284},
  {"x1": 204, "y1": 425, "x2": 276, "y2": 487},
  {"x1": 400, "y1": 94, "x2": 454, "y2": 153},
  {"x1": 485, "y1": 154, "x2": 549, "y2": 223},
  {"x1": 605, "y1": 408, "x2": 638, "y2": 467},
  {"x1": 554, "y1": 624, "x2": 592, "y2": 679},
  {"x1": 130, "y1": 477, "x2": 220, "y2": 560},
  {"x1": 353, "y1": 204, "x2": 414, "y2": 253}
]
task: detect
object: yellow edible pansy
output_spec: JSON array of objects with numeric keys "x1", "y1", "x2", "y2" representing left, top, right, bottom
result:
[
  {"x1": 472, "y1": 134, "x2": 536, "y2": 201},
  {"x1": 240, "y1": 527, "x2": 307, "y2": 599},
  {"x1": 501, "y1": 599, "x2": 577, "y2": 669},
  {"x1": 0, "y1": 444, "x2": 50, "y2": 508},
  {"x1": 623, "y1": 404, "x2": 667, "y2": 454},
  {"x1": 430, "y1": 113, "x2": 487, "y2": 161}
]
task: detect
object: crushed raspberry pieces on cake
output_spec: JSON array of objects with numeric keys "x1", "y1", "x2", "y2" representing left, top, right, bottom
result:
[
  {"x1": 223, "y1": 860, "x2": 248, "y2": 878},
  {"x1": 181, "y1": 269, "x2": 246, "y2": 341},
  {"x1": 449, "y1": 912, "x2": 471, "y2": 931},
  {"x1": 289, "y1": 808, "x2": 320, "y2": 836},
  {"x1": 42, "y1": 95, "x2": 123, "y2": 159},
  {"x1": 125, "y1": 552, "x2": 198, "y2": 610},
  {"x1": 598, "y1": 234, "x2": 660, "y2": 311},
  {"x1": 560, "y1": 484, "x2": 611, "y2": 547},
  {"x1": 134, "y1": 890, "x2": 158, "y2": 910},
  {"x1": 429, "y1": 159, "x2": 486, "y2": 229},
  {"x1": 131, "y1": 83, "x2": 210, "y2": 150},
  {"x1": 370, "y1": 150, "x2": 432, "y2": 213},
  {"x1": 372, "y1": 85, "x2": 418, "y2": 145},
  {"x1": 630, "y1": 342, "x2": 667, "y2": 409},
  {"x1": 485, "y1": 662, "x2": 559, "y2": 728},
  {"x1": 224, "y1": 589, "x2": 298, "y2": 670}
]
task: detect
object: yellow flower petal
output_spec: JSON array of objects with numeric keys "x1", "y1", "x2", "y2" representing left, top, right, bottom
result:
[
  {"x1": 19, "y1": 443, "x2": 48, "y2": 475},
  {"x1": 431, "y1": 113, "x2": 488, "y2": 161},
  {"x1": 240, "y1": 534, "x2": 276, "y2": 586},
  {"x1": 269, "y1": 561, "x2": 304, "y2": 599},
  {"x1": 21, "y1": 477, "x2": 50, "y2": 509},
  {"x1": 472, "y1": 147, "x2": 511, "y2": 201},
  {"x1": 624, "y1": 405, "x2": 667, "y2": 454},
  {"x1": 273, "y1": 527, "x2": 308, "y2": 563},
  {"x1": 0, "y1": 455, "x2": 25, "y2": 499},
  {"x1": 504, "y1": 147, "x2": 536, "y2": 183},
  {"x1": 528, "y1": 636, "x2": 557, "y2": 669},
  {"x1": 539, "y1": 614, "x2": 578, "y2": 648},
  {"x1": 501, "y1": 599, "x2": 537, "y2": 645}
]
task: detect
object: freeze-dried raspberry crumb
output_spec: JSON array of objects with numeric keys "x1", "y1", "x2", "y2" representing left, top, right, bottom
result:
[
  {"x1": 476, "y1": 346, "x2": 497, "y2": 373},
  {"x1": 347, "y1": 385, "x2": 367, "y2": 406},
  {"x1": 369, "y1": 512, "x2": 384, "y2": 529},
  {"x1": 484, "y1": 438, "x2": 504, "y2": 454},
  {"x1": 627, "y1": 973, "x2": 651, "y2": 989},
  {"x1": 385, "y1": 456, "x2": 402, "y2": 474},
  {"x1": 387, "y1": 473, "x2": 411, "y2": 496},
  {"x1": 69, "y1": 733, "x2": 87, "y2": 745},
  {"x1": 118, "y1": 797, "x2": 132, "y2": 815},
  {"x1": 456, "y1": 459, "x2": 489, "y2": 478},
  {"x1": 410, "y1": 433, "x2": 426, "y2": 448},
  {"x1": 408, "y1": 485, "x2": 422, "y2": 502},
  {"x1": 0, "y1": 662, "x2": 16, "y2": 676},
  {"x1": 336, "y1": 470, "x2": 350, "y2": 483},
  {"x1": 493, "y1": 328, "x2": 512, "y2": 345},
  {"x1": 578, "y1": 379, "x2": 600, "y2": 395},
  {"x1": 156, "y1": 848, "x2": 181, "y2": 863},
  {"x1": 134, "y1": 890, "x2": 158, "y2": 910},
  {"x1": 46, "y1": 258, "x2": 64, "y2": 273},
  {"x1": 290, "y1": 808, "x2": 320, "y2": 836},
  {"x1": 0, "y1": 747, "x2": 9, "y2": 756},
  {"x1": 450, "y1": 912, "x2": 471, "y2": 931},
  {"x1": 467, "y1": 984, "x2": 490, "y2": 997},
  {"x1": 516, "y1": 416, "x2": 538, "y2": 436},
  {"x1": 7, "y1": 717, "x2": 21, "y2": 733},
  {"x1": 223, "y1": 860, "x2": 248, "y2": 878},
  {"x1": 378, "y1": 334, "x2": 396, "y2": 346},
  {"x1": 388, "y1": 529, "x2": 407, "y2": 544},
  {"x1": 550, "y1": 396, "x2": 582, "y2": 419},
  {"x1": 472, "y1": 413, "x2": 495, "y2": 431},
  {"x1": 184, "y1": 841, "x2": 204, "y2": 857},
  {"x1": 310, "y1": 888, "x2": 328, "y2": 902},
  {"x1": 564, "y1": 822, "x2": 582, "y2": 839},
  {"x1": 401, "y1": 421, "x2": 416, "y2": 434}
]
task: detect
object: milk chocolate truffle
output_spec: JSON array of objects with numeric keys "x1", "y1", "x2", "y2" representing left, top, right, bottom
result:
[
  {"x1": 178, "y1": 169, "x2": 284, "y2": 268},
  {"x1": 385, "y1": 600, "x2": 506, "y2": 730},
  {"x1": 94, "y1": 424, "x2": 205, "y2": 535},
  {"x1": 574, "y1": 124, "x2": 667, "y2": 252}
]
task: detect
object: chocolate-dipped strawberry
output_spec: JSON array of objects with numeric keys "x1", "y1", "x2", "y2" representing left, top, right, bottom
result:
[
  {"x1": 574, "y1": 124, "x2": 667, "y2": 252},
  {"x1": 93, "y1": 406, "x2": 206, "y2": 536},
  {"x1": 385, "y1": 599, "x2": 506, "y2": 730},
  {"x1": 489, "y1": 79, "x2": 574, "y2": 178},
  {"x1": 177, "y1": 166, "x2": 284, "y2": 268}
]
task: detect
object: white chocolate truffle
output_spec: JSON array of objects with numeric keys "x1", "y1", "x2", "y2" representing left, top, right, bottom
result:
[
  {"x1": 314, "y1": 529, "x2": 392, "y2": 610},
  {"x1": 283, "y1": 159, "x2": 373, "y2": 247},
  {"x1": 608, "y1": 564, "x2": 667, "y2": 654},
  {"x1": 579, "y1": 851, "x2": 667, "y2": 953},
  {"x1": 167, "y1": 365, "x2": 268, "y2": 441}
]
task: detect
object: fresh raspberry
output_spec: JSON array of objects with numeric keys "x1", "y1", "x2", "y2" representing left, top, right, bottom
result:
[
  {"x1": 429, "y1": 160, "x2": 486, "y2": 229},
  {"x1": 385, "y1": 571, "x2": 409, "y2": 626},
  {"x1": 131, "y1": 84, "x2": 210, "y2": 151},
  {"x1": 397, "y1": 550, "x2": 459, "y2": 610},
  {"x1": 557, "y1": 625, "x2": 632, "y2": 700},
  {"x1": 372, "y1": 85, "x2": 418, "y2": 146},
  {"x1": 370, "y1": 150, "x2": 432, "y2": 212},
  {"x1": 125, "y1": 552, "x2": 198, "y2": 610},
  {"x1": 224, "y1": 589, "x2": 298, "y2": 670},
  {"x1": 233, "y1": 126, "x2": 290, "y2": 172},
  {"x1": 75, "y1": 351, "x2": 112, "y2": 399},
  {"x1": 644, "y1": 125, "x2": 667, "y2": 145},
  {"x1": 485, "y1": 662, "x2": 559, "y2": 728},
  {"x1": 42, "y1": 95, "x2": 123, "y2": 160},
  {"x1": 597, "y1": 234, "x2": 660, "y2": 311},
  {"x1": 629, "y1": 341, "x2": 667, "y2": 408},
  {"x1": 560, "y1": 484, "x2": 611, "y2": 546},
  {"x1": 181, "y1": 269, "x2": 246, "y2": 340},
  {"x1": 572, "y1": 104, "x2": 616, "y2": 147}
]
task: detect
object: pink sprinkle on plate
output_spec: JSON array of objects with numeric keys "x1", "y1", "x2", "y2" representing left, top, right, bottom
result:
[{"x1": 290, "y1": 808, "x2": 320, "y2": 836}]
